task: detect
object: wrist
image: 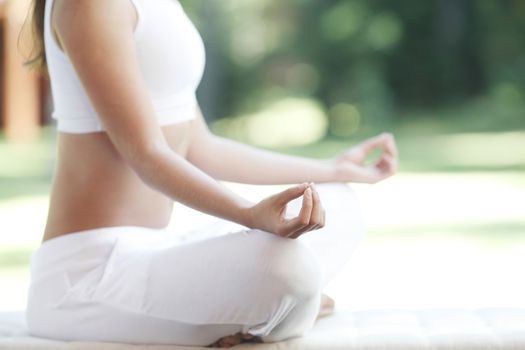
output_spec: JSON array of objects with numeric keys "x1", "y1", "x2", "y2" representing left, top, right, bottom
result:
[
  {"x1": 236, "y1": 200, "x2": 256, "y2": 229},
  {"x1": 324, "y1": 158, "x2": 345, "y2": 182}
]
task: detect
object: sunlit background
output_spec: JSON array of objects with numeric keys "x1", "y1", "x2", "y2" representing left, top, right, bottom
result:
[{"x1": 1, "y1": 0, "x2": 525, "y2": 312}]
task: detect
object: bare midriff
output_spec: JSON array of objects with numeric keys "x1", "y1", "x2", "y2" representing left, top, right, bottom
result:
[{"x1": 42, "y1": 120, "x2": 194, "y2": 243}]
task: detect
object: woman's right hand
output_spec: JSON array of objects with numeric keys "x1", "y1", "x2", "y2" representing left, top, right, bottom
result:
[{"x1": 246, "y1": 183, "x2": 325, "y2": 239}]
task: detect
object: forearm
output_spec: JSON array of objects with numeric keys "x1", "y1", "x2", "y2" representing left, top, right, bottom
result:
[
  {"x1": 133, "y1": 143, "x2": 254, "y2": 227},
  {"x1": 192, "y1": 135, "x2": 339, "y2": 185}
]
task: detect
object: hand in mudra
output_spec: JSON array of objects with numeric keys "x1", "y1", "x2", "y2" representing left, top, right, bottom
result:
[
  {"x1": 333, "y1": 132, "x2": 399, "y2": 184},
  {"x1": 248, "y1": 183, "x2": 325, "y2": 239}
]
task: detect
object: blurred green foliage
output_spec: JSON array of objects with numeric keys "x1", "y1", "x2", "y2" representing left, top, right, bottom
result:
[
  {"x1": 181, "y1": 0, "x2": 525, "y2": 139},
  {"x1": 0, "y1": 130, "x2": 53, "y2": 200}
]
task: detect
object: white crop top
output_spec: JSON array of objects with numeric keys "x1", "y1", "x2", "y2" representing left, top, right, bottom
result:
[{"x1": 44, "y1": 0, "x2": 206, "y2": 133}]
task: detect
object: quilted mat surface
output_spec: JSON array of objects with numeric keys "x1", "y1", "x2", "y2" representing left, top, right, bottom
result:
[{"x1": 1, "y1": 308, "x2": 525, "y2": 349}]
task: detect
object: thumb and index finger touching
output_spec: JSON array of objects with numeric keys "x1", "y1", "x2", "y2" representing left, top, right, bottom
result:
[
  {"x1": 362, "y1": 133, "x2": 398, "y2": 162},
  {"x1": 274, "y1": 183, "x2": 324, "y2": 238},
  {"x1": 362, "y1": 132, "x2": 394, "y2": 152}
]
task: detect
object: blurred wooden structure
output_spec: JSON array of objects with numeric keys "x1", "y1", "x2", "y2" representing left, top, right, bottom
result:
[{"x1": 0, "y1": 0, "x2": 45, "y2": 141}]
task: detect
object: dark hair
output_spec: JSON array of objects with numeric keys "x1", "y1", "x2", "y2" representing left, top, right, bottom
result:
[{"x1": 23, "y1": 0, "x2": 48, "y2": 76}]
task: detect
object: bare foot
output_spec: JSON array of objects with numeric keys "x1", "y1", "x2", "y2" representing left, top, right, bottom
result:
[
  {"x1": 317, "y1": 293, "x2": 335, "y2": 319},
  {"x1": 208, "y1": 332, "x2": 262, "y2": 348}
]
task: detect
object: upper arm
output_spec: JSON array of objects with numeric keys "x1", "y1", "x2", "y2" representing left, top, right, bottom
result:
[{"x1": 54, "y1": 0, "x2": 169, "y2": 166}]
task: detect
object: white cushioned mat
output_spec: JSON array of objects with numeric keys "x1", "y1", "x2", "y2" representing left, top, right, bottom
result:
[{"x1": 2, "y1": 308, "x2": 525, "y2": 349}]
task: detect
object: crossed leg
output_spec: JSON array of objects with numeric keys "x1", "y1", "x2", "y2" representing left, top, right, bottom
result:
[{"x1": 209, "y1": 183, "x2": 366, "y2": 347}]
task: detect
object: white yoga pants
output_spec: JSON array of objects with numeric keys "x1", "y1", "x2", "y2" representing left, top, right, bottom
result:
[{"x1": 26, "y1": 183, "x2": 366, "y2": 346}]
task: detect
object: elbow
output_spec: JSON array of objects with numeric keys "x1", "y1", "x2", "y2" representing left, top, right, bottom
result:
[
  {"x1": 187, "y1": 133, "x2": 219, "y2": 168},
  {"x1": 124, "y1": 140, "x2": 172, "y2": 187}
]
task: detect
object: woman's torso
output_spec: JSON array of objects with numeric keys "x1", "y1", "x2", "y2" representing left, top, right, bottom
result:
[
  {"x1": 42, "y1": 0, "x2": 205, "y2": 242},
  {"x1": 42, "y1": 124, "x2": 192, "y2": 242}
]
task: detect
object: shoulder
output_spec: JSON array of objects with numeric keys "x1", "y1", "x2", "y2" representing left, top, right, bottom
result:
[{"x1": 53, "y1": 0, "x2": 137, "y2": 42}]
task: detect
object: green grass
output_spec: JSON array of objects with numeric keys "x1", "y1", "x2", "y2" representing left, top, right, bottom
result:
[
  {"x1": 274, "y1": 130, "x2": 525, "y2": 172},
  {"x1": 0, "y1": 246, "x2": 34, "y2": 269},
  {"x1": 0, "y1": 127, "x2": 55, "y2": 200}
]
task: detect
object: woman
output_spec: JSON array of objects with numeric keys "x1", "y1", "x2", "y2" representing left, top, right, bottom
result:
[{"x1": 24, "y1": 0, "x2": 398, "y2": 347}]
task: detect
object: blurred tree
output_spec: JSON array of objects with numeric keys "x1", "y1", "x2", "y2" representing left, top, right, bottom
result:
[
  {"x1": 181, "y1": 0, "x2": 525, "y2": 134},
  {"x1": 386, "y1": 0, "x2": 486, "y2": 107}
]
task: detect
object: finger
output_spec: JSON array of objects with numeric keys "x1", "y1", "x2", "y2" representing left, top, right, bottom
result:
[
  {"x1": 288, "y1": 191, "x2": 325, "y2": 239},
  {"x1": 275, "y1": 183, "x2": 309, "y2": 206},
  {"x1": 377, "y1": 154, "x2": 397, "y2": 175},
  {"x1": 380, "y1": 132, "x2": 398, "y2": 159},
  {"x1": 288, "y1": 219, "x2": 315, "y2": 238},
  {"x1": 307, "y1": 224, "x2": 322, "y2": 232},
  {"x1": 312, "y1": 207, "x2": 327, "y2": 231},
  {"x1": 287, "y1": 230, "x2": 303, "y2": 239},
  {"x1": 376, "y1": 153, "x2": 390, "y2": 169},
  {"x1": 288, "y1": 225, "x2": 318, "y2": 239},
  {"x1": 283, "y1": 187, "x2": 313, "y2": 237},
  {"x1": 361, "y1": 135, "x2": 385, "y2": 153},
  {"x1": 308, "y1": 184, "x2": 323, "y2": 228},
  {"x1": 288, "y1": 184, "x2": 324, "y2": 238}
]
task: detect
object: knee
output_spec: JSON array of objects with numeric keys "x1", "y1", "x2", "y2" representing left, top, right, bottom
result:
[
  {"x1": 274, "y1": 241, "x2": 322, "y2": 301},
  {"x1": 251, "y1": 232, "x2": 322, "y2": 301}
]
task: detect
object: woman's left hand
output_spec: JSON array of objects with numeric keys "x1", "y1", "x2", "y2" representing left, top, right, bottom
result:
[{"x1": 331, "y1": 132, "x2": 399, "y2": 184}]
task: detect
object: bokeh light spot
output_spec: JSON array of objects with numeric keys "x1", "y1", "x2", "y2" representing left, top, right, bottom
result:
[
  {"x1": 329, "y1": 103, "x2": 361, "y2": 137},
  {"x1": 212, "y1": 98, "x2": 328, "y2": 148},
  {"x1": 366, "y1": 12, "x2": 403, "y2": 51},
  {"x1": 320, "y1": 2, "x2": 366, "y2": 41}
]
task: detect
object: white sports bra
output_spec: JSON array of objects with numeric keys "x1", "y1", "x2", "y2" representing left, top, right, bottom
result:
[{"x1": 44, "y1": 0, "x2": 206, "y2": 133}]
